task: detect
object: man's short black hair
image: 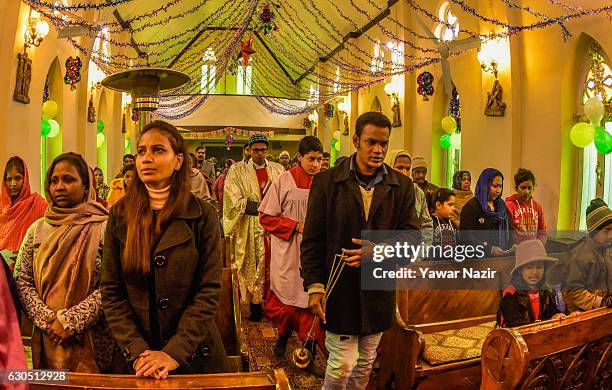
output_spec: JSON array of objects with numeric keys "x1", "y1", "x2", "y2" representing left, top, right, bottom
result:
[
  {"x1": 196, "y1": 146, "x2": 206, "y2": 152},
  {"x1": 514, "y1": 168, "x2": 536, "y2": 188},
  {"x1": 355, "y1": 111, "x2": 392, "y2": 137},
  {"x1": 123, "y1": 154, "x2": 134, "y2": 162},
  {"x1": 323, "y1": 152, "x2": 331, "y2": 158},
  {"x1": 298, "y1": 136, "x2": 323, "y2": 156}
]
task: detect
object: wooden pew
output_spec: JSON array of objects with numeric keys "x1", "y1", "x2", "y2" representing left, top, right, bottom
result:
[
  {"x1": 481, "y1": 307, "x2": 612, "y2": 390},
  {"x1": 216, "y1": 266, "x2": 249, "y2": 372},
  {"x1": 28, "y1": 368, "x2": 291, "y2": 389},
  {"x1": 377, "y1": 252, "x2": 611, "y2": 390},
  {"x1": 377, "y1": 256, "x2": 516, "y2": 390},
  {"x1": 22, "y1": 265, "x2": 248, "y2": 373}
]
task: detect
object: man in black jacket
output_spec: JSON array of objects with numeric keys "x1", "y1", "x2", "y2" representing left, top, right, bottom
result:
[{"x1": 301, "y1": 112, "x2": 420, "y2": 389}]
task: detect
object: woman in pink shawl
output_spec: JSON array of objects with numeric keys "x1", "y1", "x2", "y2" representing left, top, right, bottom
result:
[
  {"x1": 0, "y1": 262, "x2": 27, "y2": 390},
  {"x1": 0, "y1": 157, "x2": 47, "y2": 270}
]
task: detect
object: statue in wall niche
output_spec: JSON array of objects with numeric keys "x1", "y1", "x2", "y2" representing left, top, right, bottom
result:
[
  {"x1": 485, "y1": 79, "x2": 506, "y2": 116},
  {"x1": 391, "y1": 100, "x2": 402, "y2": 127},
  {"x1": 13, "y1": 50, "x2": 32, "y2": 104},
  {"x1": 87, "y1": 95, "x2": 96, "y2": 123},
  {"x1": 342, "y1": 115, "x2": 349, "y2": 136}
]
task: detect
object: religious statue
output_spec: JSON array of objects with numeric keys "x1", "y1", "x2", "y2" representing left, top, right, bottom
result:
[
  {"x1": 485, "y1": 79, "x2": 506, "y2": 116},
  {"x1": 341, "y1": 115, "x2": 349, "y2": 135},
  {"x1": 87, "y1": 95, "x2": 96, "y2": 123},
  {"x1": 13, "y1": 50, "x2": 32, "y2": 104},
  {"x1": 391, "y1": 100, "x2": 402, "y2": 127}
]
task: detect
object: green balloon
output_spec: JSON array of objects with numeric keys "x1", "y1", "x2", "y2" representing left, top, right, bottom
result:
[
  {"x1": 594, "y1": 127, "x2": 612, "y2": 155},
  {"x1": 41, "y1": 119, "x2": 51, "y2": 137},
  {"x1": 439, "y1": 133, "x2": 451, "y2": 149},
  {"x1": 97, "y1": 119, "x2": 105, "y2": 133}
]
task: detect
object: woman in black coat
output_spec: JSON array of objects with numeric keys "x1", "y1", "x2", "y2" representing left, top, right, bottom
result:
[
  {"x1": 460, "y1": 168, "x2": 512, "y2": 257},
  {"x1": 101, "y1": 121, "x2": 228, "y2": 379}
]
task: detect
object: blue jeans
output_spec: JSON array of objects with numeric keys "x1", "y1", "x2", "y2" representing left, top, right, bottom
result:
[{"x1": 323, "y1": 331, "x2": 383, "y2": 390}]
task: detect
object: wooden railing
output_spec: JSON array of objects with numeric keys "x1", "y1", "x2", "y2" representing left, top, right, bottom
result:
[{"x1": 28, "y1": 368, "x2": 291, "y2": 389}]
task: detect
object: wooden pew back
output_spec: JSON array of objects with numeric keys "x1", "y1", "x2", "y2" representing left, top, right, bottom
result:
[
  {"x1": 378, "y1": 252, "x2": 573, "y2": 390},
  {"x1": 396, "y1": 256, "x2": 515, "y2": 325},
  {"x1": 28, "y1": 369, "x2": 291, "y2": 389},
  {"x1": 215, "y1": 266, "x2": 248, "y2": 372},
  {"x1": 481, "y1": 307, "x2": 612, "y2": 390}
]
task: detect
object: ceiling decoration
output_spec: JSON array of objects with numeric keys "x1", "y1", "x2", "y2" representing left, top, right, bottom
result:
[{"x1": 24, "y1": 0, "x2": 612, "y2": 117}]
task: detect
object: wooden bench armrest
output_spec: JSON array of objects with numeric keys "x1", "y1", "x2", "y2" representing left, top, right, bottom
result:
[
  {"x1": 481, "y1": 307, "x2": 612, "y2": 390},
  {"x1": 272, "y1": 368, "x2": 291, "y2": 390}
]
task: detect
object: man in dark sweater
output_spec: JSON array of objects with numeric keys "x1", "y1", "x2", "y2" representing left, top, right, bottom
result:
[{"x1": 301, "y1": 112, "x2": 420, "y2": 389}]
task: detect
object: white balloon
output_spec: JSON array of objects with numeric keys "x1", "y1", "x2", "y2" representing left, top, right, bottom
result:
[
  {"x1": 450, "y1": 133, "x2": 461, "y2": 149},
  {"x1": 584, "y1": 97, "x2": 604, "y2": 126},
  {"x1": 47, "y1": 119, "x2": 60, "y2": 138},
  {"x1": 333, "y1": 130, "x2": 341, "y2": 140}
]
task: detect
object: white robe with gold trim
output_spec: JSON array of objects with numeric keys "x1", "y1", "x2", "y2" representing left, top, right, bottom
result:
[{"x1": 222, "y1": 160, "x2": 284, "y2": 304}]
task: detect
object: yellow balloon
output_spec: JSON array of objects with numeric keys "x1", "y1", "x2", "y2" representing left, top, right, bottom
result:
[
  {"x1": 125, "y1": 129, "x2": 132, "y2": 138},
  {"x1": 570, "y1": 122, "x2": 595, "y2": 148},
  {"x1": 441, "y1": 116, "x2": 457, "y2": 134},
  {"x1": 42, "y1": 100, "x2": 58, "y2": 119}
]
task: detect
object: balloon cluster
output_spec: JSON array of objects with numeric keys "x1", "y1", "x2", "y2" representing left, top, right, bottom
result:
[
  {"x1": 331, "y1": 130, "x2": 341, "y2": 151},
  {"x1": 225, "y1": 133, "x2": 233, "y2": 150},
  {"x1": 41, "y1": 100, "x2": 60, "y2": 138},
  {"x1": 570, "y1": 98, "x2": 611, "y2": 154},
  {"x1": 97, "y1": 119, "x2": 105, "y2": 148},
  {"x1": 417, "y1": 72, "x2": 434, "y2": 101},
  {"x1": 439, "y1": 116, "x2": 461, "y2": 150}
]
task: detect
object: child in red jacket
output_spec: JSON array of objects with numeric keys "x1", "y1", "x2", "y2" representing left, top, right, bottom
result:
[{"x1": 498, "y1": 240, "x2": 566, "y2": 327}]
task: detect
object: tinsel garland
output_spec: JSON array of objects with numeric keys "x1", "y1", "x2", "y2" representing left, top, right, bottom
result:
[
  {"x1": 31, "y1": 0, "x2": 612, "y2": 116},
  {"x1": 448, "y1": 86, "x2": 461, "y2": 134},
  {"x1": 156, "y1": 0, "x2": 260, "y2": 117},
  {"x1": 33, "y1": 0, "x2": 187, "y2": 34},
  {"x1": 24, "y1": 0, "x2": 131, "y2": 11},
  {"x1": 180, "y1": 127, "x2": 274, "y2": 139}
]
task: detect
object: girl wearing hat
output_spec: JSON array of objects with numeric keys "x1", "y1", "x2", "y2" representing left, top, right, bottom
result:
[{"x1": 498, "y1": 239, "x2": 565, "y2": 327}]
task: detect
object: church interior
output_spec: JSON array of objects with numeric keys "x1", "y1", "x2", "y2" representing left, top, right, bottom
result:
[{"x1": 0, "y1": 1, "x2": 611, "y2": 389}]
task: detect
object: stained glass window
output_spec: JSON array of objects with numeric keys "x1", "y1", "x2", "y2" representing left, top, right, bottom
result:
[
  {"x1": 370, "y1": 41, "x2": 384, "y2": 75},
  {"x1": 201, "y1": 48, "x2": 217, "y2": 95},
  {"x1": 237, "y1": 58, "x2": 253, "y2": 95},
  {"x1": 434, "y1": 2, "x2": 460, "y2": 42},
  {"x1": 579, "y1": 42, "x2": 611, "y2": 230}
]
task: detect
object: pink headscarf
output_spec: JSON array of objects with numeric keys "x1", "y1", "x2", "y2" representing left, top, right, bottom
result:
[{"x1": 0, "y1": 156, "x2": 47, "y2": 252}]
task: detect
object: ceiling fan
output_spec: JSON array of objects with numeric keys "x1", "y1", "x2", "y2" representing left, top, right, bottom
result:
[{"x1": 413, "y1": 10, "x2": 481, "y2": 95}]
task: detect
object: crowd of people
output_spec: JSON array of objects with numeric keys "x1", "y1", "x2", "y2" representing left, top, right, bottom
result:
[{"x1": 0, "y1": 113, "x2": 610, "y2": 390}]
